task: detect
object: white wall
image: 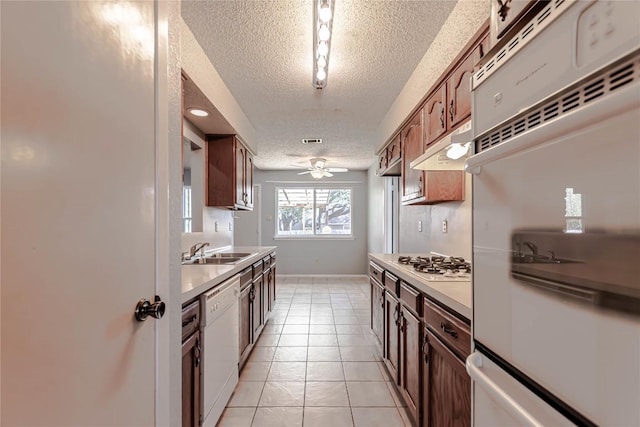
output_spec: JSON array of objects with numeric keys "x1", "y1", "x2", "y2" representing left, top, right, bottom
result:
[
  {"x1": 179, "y1": 68, "x2": 235, "y2": 254},
  {"x1": 256, "y1": 169, "x2": 368, "y2": 275},
  {"x1": 367, "y1": 0, "x2": 488, "y2": 257},
  {"x1": 429, "y1": 174, "x2": 472, "y2": 259},
  {"x1": 367, "y1": 167, "x2": 385, "y2": 254}
]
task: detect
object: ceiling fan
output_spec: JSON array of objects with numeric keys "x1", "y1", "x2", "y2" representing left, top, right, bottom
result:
[{"x1": 297, "y1": 158, "x2": 348, "y2": 179}]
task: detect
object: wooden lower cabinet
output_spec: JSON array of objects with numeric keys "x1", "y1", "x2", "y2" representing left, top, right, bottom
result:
[
  {"x1": 384, "y1": 290, "x2": 400, "y2": 382},
  {"x1": 262, "y1": 268, "x2": 270, "y2": 323},
  {"x1": 422, "y1": 328, "x2": 471, "y2": 427},
  {"x1": 270, "y1": 263, "x2": 276, "y2": 306},
  {"x1": 239, "y1": 283, "x2": 252, "y2": 366},
  {"x1": 370, "y1": 277, "x2": 384, "y2": 348},
  {"x1": 182, "y1": 327, "x2": 201, "y2": 427},
  {"x1": 251, "y1": 275, "x2": 264, "y2": 338},
  {"x1": 182, "y1": 300, "x2": 201, "y2": 427},
  {"x1": 400, "y1": 306, "x2": 422, "y2": 425}
]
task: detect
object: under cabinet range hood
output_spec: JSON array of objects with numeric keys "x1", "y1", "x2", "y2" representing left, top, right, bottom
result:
[{"x1": 410, "y1": 120, "x2": 473, "y2": 171}]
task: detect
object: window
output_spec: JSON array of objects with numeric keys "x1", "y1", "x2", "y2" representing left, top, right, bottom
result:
[
  {"x1": 183, "y1": 186, "x2": 192, "y2": 233},
  {"x1": 276, "y1": 187, "x2": 352, "y2": 238}
]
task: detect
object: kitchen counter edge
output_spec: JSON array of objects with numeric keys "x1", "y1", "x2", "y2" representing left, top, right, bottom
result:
[
  {"x1": 182, "y1": 246, "x2": 277, "y2": 304},
  {"x1": 368, "y1": 253, "x2": 471, "y2": 320}
]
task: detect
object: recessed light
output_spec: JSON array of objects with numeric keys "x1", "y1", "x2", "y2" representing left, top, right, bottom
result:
[{"x1": 188, "y1": 108, "x2": 209, "y2": 117}]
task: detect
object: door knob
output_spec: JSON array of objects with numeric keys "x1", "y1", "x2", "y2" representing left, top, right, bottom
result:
[{"x1": 135, "y1": 295, "x2": 166, "y2": 321}]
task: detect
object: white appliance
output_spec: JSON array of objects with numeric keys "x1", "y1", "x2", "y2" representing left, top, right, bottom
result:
[
  {"x1": 201, "y1": 275, "x2": 240, "y2": 427},
  {"x1": 466, "y1": 1, "x2": 640, "y2": 426}
]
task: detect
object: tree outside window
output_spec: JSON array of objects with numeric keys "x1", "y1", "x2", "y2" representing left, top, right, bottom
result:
[{"x1": 276, "y1": 187, "x2": 352, "y2": 237}]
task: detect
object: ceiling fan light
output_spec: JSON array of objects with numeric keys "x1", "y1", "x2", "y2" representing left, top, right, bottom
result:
[
  {"x1": 310, "y1": 169, "x2": 324, "y2": 179},
  {"x1": 318, "y1": 1, "x2": 332, "y2": 23}
]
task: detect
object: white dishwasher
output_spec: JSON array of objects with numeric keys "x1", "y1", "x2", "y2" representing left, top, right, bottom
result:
[{"x1": 201, "y1": 275, "x2": 240, "y2": 427}]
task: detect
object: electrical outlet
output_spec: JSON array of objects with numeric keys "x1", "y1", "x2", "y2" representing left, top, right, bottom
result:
[
  {"x1": 228, "y1": 222, "x2": 233, "y2": 231},
  {"x1": 442, "y1": 220, "x2": 448, "y2": 233},
  {"x1": 214, "y1": 221, "x2": 219, "y2": 232},
  {"x1": 418, "y1": 220, "x2": 422, "y2": 232}
]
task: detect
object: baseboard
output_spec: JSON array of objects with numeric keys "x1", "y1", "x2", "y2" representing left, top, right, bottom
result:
[{"x1": 278, "y1": 274, "x2": 368, "y2": 278}]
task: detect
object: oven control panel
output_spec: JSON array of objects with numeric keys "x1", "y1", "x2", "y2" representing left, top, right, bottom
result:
[{"x1": 577, "y1": 0, "x2": 640, "y2": 68}]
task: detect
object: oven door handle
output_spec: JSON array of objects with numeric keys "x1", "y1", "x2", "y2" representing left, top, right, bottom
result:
[
  {"x1": 465, "y1": 79, "x2": 640, "y2": 175},
  {"x1": 466, "y1": 352, "x2": 544, "y2": 427}
]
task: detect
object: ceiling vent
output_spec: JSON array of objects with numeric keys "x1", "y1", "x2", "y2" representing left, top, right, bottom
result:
[{"x1": 302, "y1": 138, "x2": 323, "y2": 144}]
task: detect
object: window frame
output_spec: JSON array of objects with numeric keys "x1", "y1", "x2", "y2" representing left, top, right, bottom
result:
[{"x1": 274, "y1": 186, "x2": 354, "y2": 240}]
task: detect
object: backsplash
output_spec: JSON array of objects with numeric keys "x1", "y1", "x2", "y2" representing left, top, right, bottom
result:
[
  {"x1": 181, "y1": 207, "x2": 234, "y2": 253},
  {"x1": 396, "y1": 173, "x2": 471, "y2": 259},
  {"x1": 428, "y1": 175, "x2": 472, "y2": 259}
]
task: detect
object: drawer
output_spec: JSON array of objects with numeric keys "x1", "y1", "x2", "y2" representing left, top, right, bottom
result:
[
  {"x1": 240, "y1": 267, "x2": 252, "y2": 290},
  {"x1": 263, "y1": 255, "x2": 271, "y2": 270},
  {"x1": 424, "y1": 298, "x2": 470, "y2": 359},
  {"x1": 369, "y1": 261, "x2": 384, "y2": 284},
  {"x1": 384, "y1": 271, "x2": 400, "y2": 296},
  {"x1": 181, "y1": 299, "x2": 200, "y2": 342},
  {"x1": 252, "y1": 260, "x2": 263, "y2": 278},
  {"x1": 270, "y1": 252, "x2": 276, "y2": 261},
  {"x1": 400, "y1": 281, "x2": 422, "y2": 316}
]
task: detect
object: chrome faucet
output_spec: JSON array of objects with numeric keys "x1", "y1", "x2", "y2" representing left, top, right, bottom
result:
[
  {"x1": 189, "y1": 242, "x2": 210, "y2": 258},
  {"x1": 523, "y1": 241, "x2": 538, "y2": 255}
]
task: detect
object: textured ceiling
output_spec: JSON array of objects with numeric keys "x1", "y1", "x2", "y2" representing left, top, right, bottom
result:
[{"x1": 181, "y1": 0, "x2": 457, "y2": 171}]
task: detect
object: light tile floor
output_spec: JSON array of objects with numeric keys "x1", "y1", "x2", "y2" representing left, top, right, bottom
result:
[{"x1": 217, "y1": 276, "x2": 412, "y2": 427}]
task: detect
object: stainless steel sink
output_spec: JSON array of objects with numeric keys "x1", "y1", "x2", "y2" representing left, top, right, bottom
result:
[
  {"x1": 183, "y1": 257, "x2": 242, "y2": 265},
  {"x1": 208, "y1": 252, "x2": 253, "y2": 258}
]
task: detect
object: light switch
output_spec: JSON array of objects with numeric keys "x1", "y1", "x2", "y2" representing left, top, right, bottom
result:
[{"x1": 228, "y1": 222, "x2": 233, "y2": 231}]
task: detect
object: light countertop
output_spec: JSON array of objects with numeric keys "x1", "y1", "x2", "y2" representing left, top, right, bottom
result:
[
  {"x1": 369, "y1": 253, "x2": 472, "y2": 320},
  {"x1": 182, "y1": 246, "x2": 277, "y2": 304}
]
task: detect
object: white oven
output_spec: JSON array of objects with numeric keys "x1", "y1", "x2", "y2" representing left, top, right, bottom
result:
[{"x1": 466, "y1": 1, "x2": 640, "y2": 425}]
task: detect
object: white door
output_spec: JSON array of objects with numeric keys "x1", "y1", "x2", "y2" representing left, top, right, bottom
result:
[
  {"x1": 1, "y1": 1, "x2": 172, "y2": 425},
  {"x1": 234, "y1": 184, "x2": 261, "y2": 246}
]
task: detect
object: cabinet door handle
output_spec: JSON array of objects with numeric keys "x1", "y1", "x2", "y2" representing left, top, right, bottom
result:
[
  {"x1": 440, "y1": 106, "x2": 445, "y2": 129},
  {"x1": 422, "y1": 333, "x2": 429, "y2": 364},
  {"x1": 440, "y1": 322, "x2": 459, "y2": 338},
  {"x1": 194, "y1": 336, "x2": 201, "y2": 368},
  {"x1": 182, "y1": 314, "x2": 197, "y2": 328},
  {"x1": 449, "y1": 99, "x2": 454, "y2": 122}
]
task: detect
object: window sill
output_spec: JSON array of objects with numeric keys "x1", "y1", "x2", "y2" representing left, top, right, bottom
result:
[{"x1": 273, "y1": 235, "x2": 354, "y2": 241}]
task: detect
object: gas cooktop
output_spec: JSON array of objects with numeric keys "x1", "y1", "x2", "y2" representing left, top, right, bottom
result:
[{"x1": 397, "y1": 255, "x2": 471, "y2": 282}]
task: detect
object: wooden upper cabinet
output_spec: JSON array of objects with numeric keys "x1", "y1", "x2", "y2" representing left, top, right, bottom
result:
[
  {"x1": 235, "y1": 143, "x2": 246, "y2": 208},
  {"x1": 448, "y1": 32, "x2": 489, "y2": 130},
  {"x1": 207, "y1": 135, "x2": 254, "y2": 210},
  {"x1": 245, "y1": 151, "x2": 254, "y2": 209},
  {"x1": 379, "y1": 132, "x2": 401, "y2": 176},
  {"x1": 447, "y1": 52, "x2": 475, "y2": 130},
  {"x1": 378, "y1": 152, "x2": 388, "y2": 175},
  {"x1": 401, "y1": 109, "x2": 424, "y2": 203},
  {"x1": 424, "y1": 84, "x2": 447, "y2": 148}
]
